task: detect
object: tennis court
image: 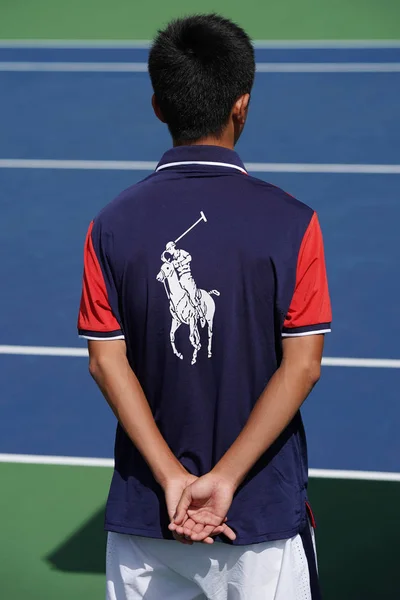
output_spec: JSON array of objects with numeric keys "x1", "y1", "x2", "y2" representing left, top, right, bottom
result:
[{"x1": 1, "y1": 4, "x2": 400, "y2": 599}]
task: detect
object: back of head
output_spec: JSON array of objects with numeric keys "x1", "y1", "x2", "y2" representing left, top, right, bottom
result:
[{"x1": 148, "y1": 14, "x2": 255, "y2": 143}]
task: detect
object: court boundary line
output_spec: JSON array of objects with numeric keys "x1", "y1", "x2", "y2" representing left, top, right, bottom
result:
[
  {"x1": 2, "y1": 61, "x2": 400, "y2": 73},
  {"x1": 1, "y1": 39, "x2": 400, "y2": 49},
  {"x1": 1, "y1": 159, "x2": 400, "y2": 175},
  {"x1": 0, "y1": 453, "x2": 399, "y2": 481},
  {"x1": 0, "y1": 345, "x2": 399, "y2": 368}
]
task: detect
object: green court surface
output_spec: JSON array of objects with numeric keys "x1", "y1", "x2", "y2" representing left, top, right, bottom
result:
[
  {"x1": 0, "y1": 463, "x2": 109, "y2": 600},
  {"x1": 1, "y1": 0, "x2": 400, "y2": 40},
  {"x1": 2, "y1": 2, "x2": 399, "y2": 599},
  {"x1": 1, "y1": 463, "x2": 398, "y2": 600}
]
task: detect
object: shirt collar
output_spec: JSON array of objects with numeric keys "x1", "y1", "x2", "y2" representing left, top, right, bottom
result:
[{"x1": 156, "y1": 145, "x2": 247, "y2": 174}]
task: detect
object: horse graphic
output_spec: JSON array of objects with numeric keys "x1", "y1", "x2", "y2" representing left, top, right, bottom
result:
[{"x1": 156, "y1": 212, "x2": 219, "y2": 366}]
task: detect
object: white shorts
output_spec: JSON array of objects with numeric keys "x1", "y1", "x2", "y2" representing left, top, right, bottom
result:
[{"x1": 106, "y1": 526, "x2": 320, "y2": 600}]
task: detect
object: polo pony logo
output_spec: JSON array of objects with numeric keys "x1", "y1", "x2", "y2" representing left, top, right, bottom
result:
[{"x1": 156, "y1": 212, "x2": 220, "y2": 365}]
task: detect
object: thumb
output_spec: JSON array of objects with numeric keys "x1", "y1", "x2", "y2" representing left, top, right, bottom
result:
[{"x1": 173, "y1": 486, "x2": 192, "y2": 525}]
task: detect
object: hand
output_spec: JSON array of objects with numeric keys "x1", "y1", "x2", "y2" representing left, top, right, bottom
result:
[
  {"x1": 163, "y1": 471, "x2": 228, "y2": 545},
  {"x1": 168, "y1": 473, "x2": 237, "y2": 543},
  {"x1": 163, "y1": 472, "x2": 197, "y2": 545}
]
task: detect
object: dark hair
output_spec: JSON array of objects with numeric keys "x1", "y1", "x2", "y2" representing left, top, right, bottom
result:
[{"x1": 148, "y1": 14, "x2": 255, "y2": 143}]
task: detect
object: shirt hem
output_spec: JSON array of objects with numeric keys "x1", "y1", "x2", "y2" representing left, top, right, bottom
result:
[
  {"x1": 282, "y1": 328, "x2": 331, "y2": 338},
  {"x1": 79, "y1": 334, "x2": 125, "y2": 341},
  {"x1": 104, "y1": 520, "x2": 307, "y2": 546}
]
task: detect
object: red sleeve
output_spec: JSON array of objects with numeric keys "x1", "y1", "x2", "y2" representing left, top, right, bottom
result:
[
  {"x1": 282, "y1": 212, "x2": 332, "y2": 337},
  {"x1": 78, "y1": 221, "x2": 124, "y2": 340}
]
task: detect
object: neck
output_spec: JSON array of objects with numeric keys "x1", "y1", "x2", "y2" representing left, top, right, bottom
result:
[{"x1": 173, "y1": 128, "x2": 235, "y2": 151}]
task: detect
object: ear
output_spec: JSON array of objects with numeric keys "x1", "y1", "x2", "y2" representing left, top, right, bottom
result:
[
  {"x1": 152, "y1": 94, "x2": 166, "y2": 123},
  {"x1": 232, "y1": 93, "x2": 250, "y2": 126}
]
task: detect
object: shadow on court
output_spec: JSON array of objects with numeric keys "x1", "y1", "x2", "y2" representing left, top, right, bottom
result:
[
  {"x1": 46, "y1": 506, "x2": 106, "y2": 574},
  {"x1": 311, "y1": 479, "x2": 400, "y2": 600},
  {"x1": 46, "y1": 479, "x2": 400, "y2": 599}
]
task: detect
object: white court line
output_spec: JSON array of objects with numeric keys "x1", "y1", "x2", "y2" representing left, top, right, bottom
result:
[
  {"x1": 0, "y1": 159, "x2": 156, "y2": 170},
  {"x1": 0, "y1": 345, "x2": 89, "y2": 357},
  {"x1": 252, "y1": 40, "x2": 400, "y2": 49},
  {"x1": 1, "y1": 61, "x2": 400, "y2": 73},
  {"x1": 0, "y1": 40, "x2": 154, "y2": 49},
  {"x1": 322, "y1": 357, "x2": 400, "y2": 368},
  {"x1": 0, "y1": 453, "x2": 113, "y2": 467},
  {"x1": 0, "y1": 453, "x2": 399, "y2": 481},
  {"x1": 0, "y1": 345, "x2": 399, "y2": 368},
  {"x1": 1, "y1": 159, "x2": 400, "y2": 174},
  {"x1": 0, "y1": 159, "x2": 158, "y2": 171},
  {"x1": 0, "y1": 61, "x2": 148, "y2": 72},
  {"x1": 1, "y1": 39, "x2": 400, "y2": 49},
  {"x1": 244, "y1": 163, "x2": 400, "y2": 174},
  {"x1": 256, "y1": 62, "x2": 400, "y2": 72},
  {"x1": 309, "y1": 468, "x2": 400, "y2": 482}
]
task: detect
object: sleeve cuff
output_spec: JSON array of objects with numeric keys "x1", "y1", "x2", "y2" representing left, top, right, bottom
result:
[
  {"x1": 282, "y1": 323, "x2": 331, "y2": 338},
  {"x1": 78, "y1": 329, "x2": 125, "y2": 341}
]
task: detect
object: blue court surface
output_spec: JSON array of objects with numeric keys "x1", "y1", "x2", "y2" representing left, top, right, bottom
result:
[{"x1": 1, "y1": 45, "x2": 399, "y2": 474}]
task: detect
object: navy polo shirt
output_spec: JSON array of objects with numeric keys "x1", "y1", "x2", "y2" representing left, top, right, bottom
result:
[{"x1": 78, "y1": 145, "x2": 331, "y2": 545}]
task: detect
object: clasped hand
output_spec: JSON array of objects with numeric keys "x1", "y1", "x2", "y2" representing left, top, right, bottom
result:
[{"x1": 164, "y1": 472, "x2": 237, "y2": 545}]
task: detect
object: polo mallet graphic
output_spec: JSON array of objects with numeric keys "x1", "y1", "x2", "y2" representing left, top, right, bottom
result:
[
  {"x1": 163, "y1": 211, "x2": 207, "y2": 300},
  {"x1": 174, "y1": 211, "x2": 207, "y2": 244}
]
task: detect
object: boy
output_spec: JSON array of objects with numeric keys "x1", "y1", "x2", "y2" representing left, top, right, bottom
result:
[{"x1": 78, "y1": 14, "x2": 331, "y2": 600}]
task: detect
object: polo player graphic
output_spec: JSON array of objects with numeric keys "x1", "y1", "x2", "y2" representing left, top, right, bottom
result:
[
  {"x1": 156, "y1": 212, "x2": 220, "y2": 366},
  {"x1": 164, "y1": 241, "x2": 201, "y2": 315}
]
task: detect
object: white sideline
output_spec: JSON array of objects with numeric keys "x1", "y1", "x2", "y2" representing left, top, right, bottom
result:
[
  {"x1": 1, "y1": 159, "x2": 400, "y2": 175},
  {"x1": 309, "y1": 469, "x2": 400, "y2": 482},
  {"x1": 0, "y1": 453, "x2": 399, "y2": 481},
  {"x1": 0, "y1": 345, "x2": 399, "y2": 368},
  {"x1": 1, "y1": 39, "x2": 400, "y2": 49},
  {"x1": 0, "y1": 159, "x2": 157, "y2": 170},
  {"x1": 256, "y1": 63, "x2": 400, "y2": 73},
  {"x1": 0, "y1": 61, "x2": 148, "y2": 72},
  {"x1": 0, "y1": 345, "x2": 89, "y2": 357},
  {"x1": 322, "y1": 357, "x2": 400, "y2": 368},
  {"x1": 0, "y1": 454, "x2": 113, "y2": 467},
  {"x1": 1, "y1": 61, "x2": 400, "y2": 73}
]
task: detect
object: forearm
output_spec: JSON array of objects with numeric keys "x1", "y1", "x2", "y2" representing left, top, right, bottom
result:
[
  {"x1": 89, "y1": 348, "x2": 185, "y2": 488},
  {"x1": 212, "y1": 353, "x2": 321, "y2": 489}
]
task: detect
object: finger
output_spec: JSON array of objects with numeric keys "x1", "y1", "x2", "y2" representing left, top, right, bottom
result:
[
  {"x1": 181, "y1": 521, "x2": 212, "y2": 541},
  {"x1": 172, "y1": 531, "x2": 193, "y2": 545},
  {"x1": 175, "y1": 525, "x2": 191, "y2": 536},
  {"x1": 175, "y1": 523, "x2": 191, "y2": 536},
  {"x1": 184, "y1": 517, "x2": 196, "y2": 529},
  {"x1": 220, "y1": 524, "x2": 237, "y2": 541},
  {"x1": 194, "y1": 524, "x2": 225, "y2": 537},
  {"x1": 184, "y1": 526, "x2": 215, "y2": 545},
  {"x1": 173, "y1": 489, "x2": 192, "y2": 525},
  {"x1": 173, "y1": 531, "x2": 187, "y2": 543},
  {"x1": 174, "y1": 525, "x2": 184, "y2": 536},
  {"x1": 179, "y1": 513, "x2": 229, "y2": 540},
  {"x1": 176, "y1": 517, "x2": 197, "y2": 537},
  {"x1": 202, "y1": 536, "x2": 215, "y2": 544},
  {"x1": 191, "y1": 522, "x2": 206, "y2": 535},
  {"x1": 169, "y1": 513, "x2": 190, "y2": 532},
  {"x1": 209, "y1": 525, "x2": 225, "y2": 536},
  {"x1": 174, "y1": 523, "x2": 215, "y2": 545},
  {"x1": 189, "y1": 524, "x2": 216, "y2": 542},
  {"x1": 203, "y1": 522, "x2": 236, "y2": 540},
  {"x1": 189, "y1": 522, "x2": 233, "y2": 542},
  {"x1": 187, "y1": 510, "x2": 224, "y2": 527}
]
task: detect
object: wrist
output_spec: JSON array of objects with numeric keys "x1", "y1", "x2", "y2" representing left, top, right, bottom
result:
[
  {"x1": 155, "y1": 460, "x2": 188, "y2": 490},
  {"x1": 209, "y1": 464, "x2": 241, "y2": 492}
]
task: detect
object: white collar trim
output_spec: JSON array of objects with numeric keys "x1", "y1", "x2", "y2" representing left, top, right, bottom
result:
[{"x1": 156, "y1": 160, "x2": 247, "y2": 175}]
